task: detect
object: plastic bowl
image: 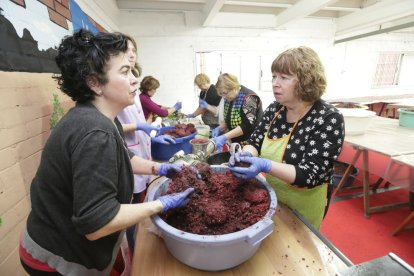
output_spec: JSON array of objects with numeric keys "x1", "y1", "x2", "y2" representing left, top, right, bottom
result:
[
  {"x1": 195, "y1": 125, "x2": 210, "y2": 139},
  {"x1": 398, "y1": 108, "x2": 414, "y2": 128},
  {"x1": 147, "y1": 165, "x2": 277, "y2": 271},
  {"x1": 178, "y1": 118, "x2": 202, "y2": 125},
  {"x1": 151, "y1": 126, "x2": 197, "y2": 161},
  {"x1": 338, "y1": 108, "x2": 376, "y2": 135}
]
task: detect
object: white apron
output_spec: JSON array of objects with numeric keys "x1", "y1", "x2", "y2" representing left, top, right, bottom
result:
[{"x1": 117, "y1": 95, "x2": 152, "y2": 193}]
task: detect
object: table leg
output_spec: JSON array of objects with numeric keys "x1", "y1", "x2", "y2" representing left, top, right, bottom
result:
[
  {"x1": 332, "y1": 150, "x2": 362, "y2": 198},
  {"x1": 363, "y1": 150, "x2": 370, "y2": 218},
  {"x1": 392, "y1": 211, "x2": 414, "y2": 236}
]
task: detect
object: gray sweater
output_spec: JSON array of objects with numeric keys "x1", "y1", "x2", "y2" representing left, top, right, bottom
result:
[{"x1": 25, "y1": 102, "x2": 134, "y2": 274}]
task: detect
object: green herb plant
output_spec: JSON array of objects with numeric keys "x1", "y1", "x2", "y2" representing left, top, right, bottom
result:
[{"x1": 50, "y1": 93, "x2": 65, "y2": 130}]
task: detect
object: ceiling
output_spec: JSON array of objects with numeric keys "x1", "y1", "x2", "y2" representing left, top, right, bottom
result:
[{"x1": 115, "y1": 0, "x2": 414, "y2": 43}]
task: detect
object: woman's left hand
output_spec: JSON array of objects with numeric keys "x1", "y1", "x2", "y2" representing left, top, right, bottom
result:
[
  {"x1": 212, "y1": 135, "x2": 227, "y2": 152},
  {"x1": 229, "y1": 156, "x2": 272, "y2": 179},
  {"x1": 228, "y1": 151, "x2": 253, "y2": 166},
  {"x1": 157, "y1": 163, "x2": 182, "y2": 177}
]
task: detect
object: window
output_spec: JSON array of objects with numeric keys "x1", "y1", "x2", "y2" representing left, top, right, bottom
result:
[{"x1": 372, "y1": 52, "x2": 402, "y2": 87}]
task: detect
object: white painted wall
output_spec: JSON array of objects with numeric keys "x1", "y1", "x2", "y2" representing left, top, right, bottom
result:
[{"x1": 85, "y1": 3, "x2": 414, "y2": 112}]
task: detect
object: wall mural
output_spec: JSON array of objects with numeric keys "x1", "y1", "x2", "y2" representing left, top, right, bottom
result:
[{"x1": 0, "y1": 0, "x2": 105, "y2": 73}]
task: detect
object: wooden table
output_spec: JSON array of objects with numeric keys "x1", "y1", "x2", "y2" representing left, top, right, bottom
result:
[
  {"x1": 334, "y1": 116, "x2": 414, "y2": 217},
  {"x1": 131, "y1": 203, "x2": 350, "y2": 275}
]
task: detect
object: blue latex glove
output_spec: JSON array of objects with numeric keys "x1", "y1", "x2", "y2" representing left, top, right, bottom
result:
[
  {"x1": 211, "y1": 126, "x2": 221, "y2": 138},
  {"x1": 228, "y1": 151, "x2": 253, "y2": 166},
  {"x1": 229, "y1": 156, "x2": 272, "y2": 180},
  {"x1": 199, "y1": 99, "x2": 208, "y2": 109},
  {"x1": 136, "y1": 123, "x2": 160, "y2": 136},
  {"x1": 173, "y1": 101, "x2": 182, "y2": 110},
  {"x1": 151, "y1": 135, "x2": 176, "y2": 145},
  {"x1": 158, "y1": 187, "x2": 195, "y2": 212},
  {"x1": 157, "y1": 163, "x2": 182, "y2": 177},
  {"x1": 212, "y1": 134, "x2": 227, "y2": 152},
  {"x1": 186, "y1": 113, "x2": 194, "y2": 118}
]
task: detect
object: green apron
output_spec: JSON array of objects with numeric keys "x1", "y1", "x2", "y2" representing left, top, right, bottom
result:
[{"x1": 260, "y1": 107, "x2": 327, "y2": 229}]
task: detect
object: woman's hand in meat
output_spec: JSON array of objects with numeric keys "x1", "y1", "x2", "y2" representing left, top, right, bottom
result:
[
  {"x1": 229, "y1": 156, "x2": 272, "y2": 179},
  {"x1": 158, "y1": 188, "x2": 195, "y2": 212},
  {"x1": 157, "y1": 163, "x2": 182, "y2": 177}
]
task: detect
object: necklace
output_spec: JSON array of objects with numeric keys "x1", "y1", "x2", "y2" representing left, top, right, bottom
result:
[{"x1": 112, "y1": 121, "x2": 129, "y2": 152}]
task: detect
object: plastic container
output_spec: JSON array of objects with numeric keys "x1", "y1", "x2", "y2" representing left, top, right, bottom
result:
[
  {"x1": 189, "y1": 138, "x2": 209, "y2": 154},
  {"x1": 338, "y1": 108, "x2": 376, "y2": 135},
  {"x1": 147, "y1": 165, "x2": 277, "y2": 271},
  {"x1": 195, "y1": 125, "x2": 210, "y2": 139},
  {"x1": 332, "y1": 161, "x2": 358, "y2": 187},
  {"x1": 398, "y1": 108, "x2": 414, "y2": 128},
  {"x1": 151, "y1": 126, "x2": 197, "y2": 161},
  {"x1": 178, "y1": 118, "x2": 202, "y2": 126}
]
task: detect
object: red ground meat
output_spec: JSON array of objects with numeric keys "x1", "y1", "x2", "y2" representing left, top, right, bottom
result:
[
  {"x1": 160, "y1": 165, "x2": 270, "y2": 235},
  {"x1": 163, "y1": 124, "x2": 196, "y2": 138},
  {"x1": 191, "y1": 138, "x2": 209, "y2": 145}
]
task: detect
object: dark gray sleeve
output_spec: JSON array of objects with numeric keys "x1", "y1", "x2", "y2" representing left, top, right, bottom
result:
[{"x1": 71, "y1": 130, "x2": 121, "y2": 235}]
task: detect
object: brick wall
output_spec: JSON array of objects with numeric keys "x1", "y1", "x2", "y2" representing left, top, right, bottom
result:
[{"x1": 0, "y1": 71, "x2": 74, "y2": 275}]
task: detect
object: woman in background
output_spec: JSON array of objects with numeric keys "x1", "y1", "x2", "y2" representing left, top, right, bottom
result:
[
  {"x1": 116, "y1": 34, "x2": 175, "y2": 253},
  {"x1": 229, "y1": 46, "x2": 345, "y2": 229},
  {"x1": 187, "y1": 73, "x2": 222, "y2": 128},
  {"x1": 139, "y1": 76, "x2": 182, "y2": 122},
  {"x1": 19, "y1": 29, "x2": 193, "y2": 275},
  {"x1": 211, "y1": 73, "x2": 263, "y2": 152}
]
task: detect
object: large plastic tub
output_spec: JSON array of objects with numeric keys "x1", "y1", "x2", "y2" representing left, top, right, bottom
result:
[
  {"x1": 147, "y1": 165, "x2": 277, "y2": 271},
  {"x1": 151, "y1": 126, "x2": 197, "y2": 161},
  {"x1": 338, "y1": 108, "x2": 376, "y2": 135}
]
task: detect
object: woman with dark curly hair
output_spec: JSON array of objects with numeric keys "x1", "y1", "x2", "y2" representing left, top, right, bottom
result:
[
  {"x1": 229, "y1": 46, "x2": 345, "y2": 229},
  {"x1": 19, "y1": 29, "x2": 194, "y2": 275}
]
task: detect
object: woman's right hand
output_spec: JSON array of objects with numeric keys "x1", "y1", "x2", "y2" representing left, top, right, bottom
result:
[
  {"x1": 229, "y1": 156, "x2": 272, "y2": 180},
  {"x1": 173, "y1": 101, "x2": 182, "y2": 110}
]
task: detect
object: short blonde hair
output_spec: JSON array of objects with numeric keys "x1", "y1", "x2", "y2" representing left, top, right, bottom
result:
[
  {"x1": 139, "y1": 76, "x2": 160, "y2": 94},
  {"x1": 194, "y1": 73, "x2": 210, "y2": 86},
  {"x1": 216, "y1": 73, "x2": 241, "y2": 91},
  {"x1": 271, "y1": 46, "x2": 326, "y2": 102}
]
